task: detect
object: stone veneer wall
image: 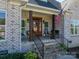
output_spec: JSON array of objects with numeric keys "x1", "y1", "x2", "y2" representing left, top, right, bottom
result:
[
  {"x1": 0, "y1": 0, "x2": 21, "y2": 53},
  {"x1": 64, "y1": 0, "x2": 79, "y2": 48},
  {"x1": 6, "y1": 3, "x2": 21, "y2": 53}
]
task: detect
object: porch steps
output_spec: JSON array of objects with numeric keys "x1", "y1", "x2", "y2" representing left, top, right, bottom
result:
[
  {"x1": 33, "y1": 39, "x2": 62, "y2": 59},
  {"x1": 44, "y1": 40, "x2": 61, "y2": 59}
]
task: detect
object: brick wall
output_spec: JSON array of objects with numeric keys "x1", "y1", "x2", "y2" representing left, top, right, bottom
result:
[{"x1": 0, "y1": 0, "x2": 21, "y2": 53}]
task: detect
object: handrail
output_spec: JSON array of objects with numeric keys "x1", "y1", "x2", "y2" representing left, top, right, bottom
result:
[
  {"x1": 63, "y1": 37, "x2": 72, "y2": 47},
  {"x1": 54, "y1": 37, "x2": 72, "y2": 54},
  {"x1": 64, "y1": 37, "x2": 70, "y2": 42},
  {"x1": 55, "y1": 36, "x2": 71, "y2": 46},
  {"x1": 32, "y1": 33, "x2": 44, "y2": 59}
]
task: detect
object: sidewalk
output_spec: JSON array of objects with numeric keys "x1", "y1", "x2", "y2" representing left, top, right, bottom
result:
[{"x1": 57, "y1": 55, "x2": 77, "y2": 59}]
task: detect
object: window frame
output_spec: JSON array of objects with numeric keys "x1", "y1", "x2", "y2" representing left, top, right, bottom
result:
[
  {"x1": 0, "y1": 9, "x2": 6, "y2": 41},
  {"x1": 70, "y1": 20, "x2": 79, "y2": 36}
]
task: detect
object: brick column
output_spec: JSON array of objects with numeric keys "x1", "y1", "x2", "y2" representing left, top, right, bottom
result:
[{"x1": 6, "y1": 3, "x2": 21, "y2": 53}]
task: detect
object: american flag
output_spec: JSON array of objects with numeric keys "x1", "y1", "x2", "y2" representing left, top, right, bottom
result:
[{"x1": 55, "y1": 15, "x2": 61, "y2": 25}]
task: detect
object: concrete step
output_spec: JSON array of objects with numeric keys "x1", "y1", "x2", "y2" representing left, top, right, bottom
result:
[
  {"x1": 32, "y1": 39, "x2": 60, "y2": 59},
  {"x1": 42, "y1": 40, "x2": 61, "y2": 59}
]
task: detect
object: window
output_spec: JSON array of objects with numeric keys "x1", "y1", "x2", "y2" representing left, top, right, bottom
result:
[
  {"x1": 70, "y1": 20, "x2": 79, "y2": 35},
  {"x1": 44, "y1": 22, "x2": 48, "y2": 36},
  {"x1": 70, "y1": 24, "x2": 75, "y2": 34},
  {"x1": 21, "y1": 19, "x2": 26, "y2": 42},
  {"x1": 40, "y1": 0, "x2": 48, "y2": 2},
  {"x1": 0, "y1": 10, "x2": 6, "y2": 40},
  {"x1": 21, "y1": 19, "x2": 29, "y2": 42}
]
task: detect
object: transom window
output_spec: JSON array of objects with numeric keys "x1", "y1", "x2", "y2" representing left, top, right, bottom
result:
[{"x1": 40, "y1": 0, "x2": 48, "y2": 2}]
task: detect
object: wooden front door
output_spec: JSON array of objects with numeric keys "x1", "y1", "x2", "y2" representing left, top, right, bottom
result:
[{"x1": 33, "y1": 17, "x2": 42, "y2": 36}]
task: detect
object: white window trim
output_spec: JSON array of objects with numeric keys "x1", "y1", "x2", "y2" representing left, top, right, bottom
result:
[
  {"x1": 70, "y1": 22, "x2": 79, "y2": 36},
  {"x1": 0, "y1": 9, "x2": 7, "y2": 41}
]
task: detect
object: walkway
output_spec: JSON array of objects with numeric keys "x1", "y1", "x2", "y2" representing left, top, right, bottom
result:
[{"x1": 57, "y1": 55, "x2": 77, "y2": 59}]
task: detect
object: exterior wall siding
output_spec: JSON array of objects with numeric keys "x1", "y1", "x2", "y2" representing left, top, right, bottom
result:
[
  {"x1": 0, "y1": 0, "x2": 7, "y2": 10},
  {"x1": 64, "y1": 0, "x2": 79, "y2": 48}
]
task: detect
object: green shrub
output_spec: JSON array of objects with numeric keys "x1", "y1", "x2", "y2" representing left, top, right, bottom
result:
[
  {"x1": 0, "y1": 52, "x2": 38, "y2": 59},
  {"x1": 76, "y1": 54, "x2": 79, "y2": 58},
  {"x1": 0, "y1": 53, "x2": 24, "y2": 59},
  {"x1": 59, "y1": 43, "x2": 68, "y2": 51},
  {"x1": 24, "y1": 51, "x2": 38, "y2": 59}
]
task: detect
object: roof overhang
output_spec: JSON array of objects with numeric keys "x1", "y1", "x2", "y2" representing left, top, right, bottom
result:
[
  {"x1": 22, "y1": 3, "x2": 60, "y2": 15},
  {"x1": 7, "y1": 0, "x2": 28, "y2": 5},
  {"x1": 8, "y1": 0, "x2": 28, "y2": 3},
  {"x1": 7, "y1": 0, "x2": 60, "y2": 15}
]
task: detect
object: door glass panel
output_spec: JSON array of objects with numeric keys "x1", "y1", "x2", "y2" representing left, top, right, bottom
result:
[
  {"x1": 39, "y1": 21, "x2": 42, "y2": 32},
  {"x1": 33, "y1": 21, "x2": 37, "y2": 32},
  {"x1": 33, "y1": 18, "x2": 42, "y2": 36}
]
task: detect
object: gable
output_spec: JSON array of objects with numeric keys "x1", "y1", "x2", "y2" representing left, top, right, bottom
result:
[
  {"x1": 28, "y1": 0, "x2": 61, "y2": 10},
  {"x1": 40, "y1": 0, "x2": 48, "y2": 2}
]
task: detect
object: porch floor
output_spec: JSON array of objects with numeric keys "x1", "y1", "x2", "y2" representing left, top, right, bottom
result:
[{"x1": 21, "y1": 36, "x2": 60, "y2": 43}]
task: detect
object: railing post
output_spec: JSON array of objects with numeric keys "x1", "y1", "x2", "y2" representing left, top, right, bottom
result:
[
  {"x1": 60, "y1": 14, "x2": 64, "y2": 43},
  {"x1": 32, "y1": 35, "x2": 44, "y2": 59}
]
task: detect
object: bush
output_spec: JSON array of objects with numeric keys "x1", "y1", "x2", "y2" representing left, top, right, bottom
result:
[
  {"x1": 76, "y1": 53, "x2": 79, "y2": 58},
  {"x1": 0, "y1": 53, "x2": 24, "y2": 59},
  {"x1": 0, "y1": 51, "x2": 39, "y2": 59},
  {"x1": 59, "y1": 43, "x2": 68, "y2": 51},
  {"x1": 24, "y1": 51, "x2": 38, "y2": 59}
]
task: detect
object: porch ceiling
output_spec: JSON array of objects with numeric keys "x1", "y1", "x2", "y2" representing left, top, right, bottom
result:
[{"x1": 23, "y1": 3, "x2": 60, "y2": 15}]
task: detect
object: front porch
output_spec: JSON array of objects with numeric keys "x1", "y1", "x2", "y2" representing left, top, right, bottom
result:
[
  {"x1": 21, "y1": 10, "x2": 61, "y2": 42},
  {"x1": 21, "y1": 10, "x2": 62, "y2": 59},
  {"x1": 20, "y1": 4, "x2": 63, "y2": 58}
]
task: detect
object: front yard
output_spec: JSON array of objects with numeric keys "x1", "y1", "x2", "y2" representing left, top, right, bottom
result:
[
  {"x1": 0, "y1": 51, "x2": 39, "y2": 59},
  {"x1": 0, "y1": 53, "x2": 24, "y2": 59}
]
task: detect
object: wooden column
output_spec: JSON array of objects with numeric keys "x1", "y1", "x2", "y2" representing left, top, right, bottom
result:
[
  {"x1": 29, "y1": 11, "x2": 33, "y2": 40},
  {"x1": 51, "y1": 15, "x2": 55, "y2": 39}
]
